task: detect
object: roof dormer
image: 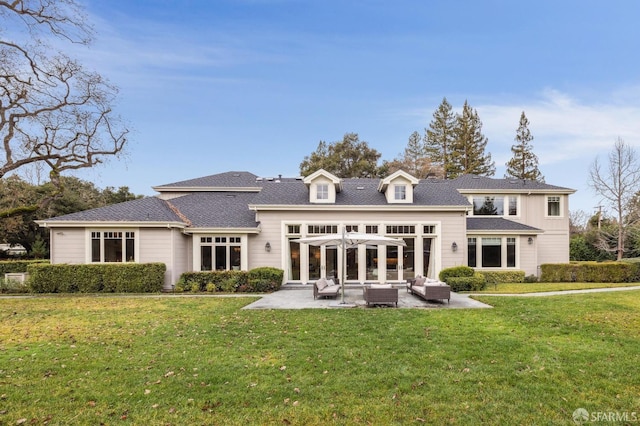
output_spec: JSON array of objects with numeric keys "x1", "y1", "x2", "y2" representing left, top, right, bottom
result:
[
  {"x1": 303, "y1": 169, "x2": 343, "y2": 204},
  {"x1": 378, "y1": 170, "x2": 419, "y2": 204}
]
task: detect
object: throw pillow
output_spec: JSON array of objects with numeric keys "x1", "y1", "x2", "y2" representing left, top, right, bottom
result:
[{"x1": 316, "y1": 278, "x2": 328, "y2": 290}]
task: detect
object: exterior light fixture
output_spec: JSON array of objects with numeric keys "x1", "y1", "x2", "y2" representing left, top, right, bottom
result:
[
  {"x1": 528, "y1": 237, "x2": 534, "y2": 245},
  {"x1": 451, "y1": 242, "x2": 458, "y2": 252},
  {"x1": 265, "y1": 242, "x2": 271, "y2": 252}
]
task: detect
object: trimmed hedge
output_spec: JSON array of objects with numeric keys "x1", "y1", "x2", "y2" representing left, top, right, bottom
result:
[
  {"x1": 447, "y1": 272, "x2": 487, "y2": 292},
  {"x1": 438, "y1": 266, "x2": 474, "y2": 282},
  {"x1": 27, "y1": 263, "x2": 166, "y2": 293},
  {"x1": 176, "y1": 267, "x2": 284, "y2": 293},
  {"x1": 540, "y1": 262, "x2": 640, "y2": 283},
  {"x1": 477, "y1": 270, "x2": 526, "y2": 284},
  {"x1": 0, "y1": 259, "x2": 48, "y2": 275}
]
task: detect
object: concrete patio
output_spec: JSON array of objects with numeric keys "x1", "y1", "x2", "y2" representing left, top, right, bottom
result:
[{"x1": 243, "y1": 285, "x2": 492, "y2": 310}]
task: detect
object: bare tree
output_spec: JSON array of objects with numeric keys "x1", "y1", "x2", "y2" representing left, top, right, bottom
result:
[
  {"x1": 0, "y1": 0, "x2": 128, "y2": 218},
  {"x1": 588, "y1": 138, "x2": 640, "y2": 260}
]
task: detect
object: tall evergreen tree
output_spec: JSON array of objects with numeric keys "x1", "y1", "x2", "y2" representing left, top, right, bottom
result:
[
  {"x1": 505, "y1": 111, "x2": 544, "y2": 182},
  {"x1": 449, "y1": 100, "x2": 495, "y2": 178},
  {"x1": 425, "y1": 98, "x2": 455, "y2": 179}
]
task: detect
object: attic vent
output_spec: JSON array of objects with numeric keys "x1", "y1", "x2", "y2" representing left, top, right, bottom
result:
[
  {"x1": 226, "y1": 194, "x2": 236, "y2": 198},
  {"x1": 267, "y1": 177, "x2": 274, "y2": 181},
  {"x1": 256, "y1": 177, "x2": 263, "y2": 181},
  {"x1": 232, "y1": 173, "x2": 240, "y2": 177},
  {"x1": 472, "y1": 176, "x2": 480, "y2": 179},
  {"x1": 356, "y1": 186, "x2": 365, "y2": 190}
]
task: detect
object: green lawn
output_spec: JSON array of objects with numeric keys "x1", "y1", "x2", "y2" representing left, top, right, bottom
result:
[
  {"x1": 1, "y1": 292, "x2": 639, "y2": 425},
  {"x1": 469, "y1": 282, "x2": 640, "y2": 294}
]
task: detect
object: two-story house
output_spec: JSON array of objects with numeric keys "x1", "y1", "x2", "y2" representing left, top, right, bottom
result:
[{"x1": 37, "y1": 169, "x2": 575, "y2": 289}]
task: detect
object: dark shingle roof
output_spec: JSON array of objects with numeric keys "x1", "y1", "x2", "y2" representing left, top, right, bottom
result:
[
  {"x1": 44, "y1": 197, "x2": 185, "y2": 223},
  {"x1": 169, "y1": 192, "x2": 259, "y2": 228},
  {"x1": 450, "y1": 174, "x2": 574, "y2": 192},
  {"x1": 155, "y1": 171, "x2": 259, "y2": 189},
  {"x1": 466, "y1": 217, "x2": 542, "y2": 232},
  {"x1": 249, "y1": 178, "x2": 471, "y2": 206}
]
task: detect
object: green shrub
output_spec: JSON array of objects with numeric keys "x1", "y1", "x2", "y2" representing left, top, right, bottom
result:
[
  {"x1": 477, "y1": 270, "x2": 525, "y2": 284},
  {"x1": 439, "y1": 266, "x2": 474, "y2": 282},
  {"x1": 177, "y1": 270, "x2": 247, "y2": 292},
  {"x1": 0, "y1": 276, "x2": 30, "y2": 294},
  {"x1": 0, "y1": 259, "x2": 48, "y2": 275},
  {"x1": 447, "y1": 272, "x2": 487, "y2": 292},
  {"x1": 540, "y1": 262, "x2": 639, "y2": 283},
  {"x1": 524, "y1": 274, "x2": 539, "y2": 283},
  {"x1": 27, "y1": 263, "x2": 165, "y2": 293},
  {"x1": 175, "y1": 268, "x2": 283, "y2": 293}
]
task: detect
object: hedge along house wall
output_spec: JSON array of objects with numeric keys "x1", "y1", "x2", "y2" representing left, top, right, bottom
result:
[
  {"x1": 540, "y1": 262, "x2": 640, "y2": 283},
  {"x1": 177, "y1": 267, "x2": 284, "y2": 293},
  {"x1": 0, "y1": 260, "x2": 49, "y2": 275},
  {"x1": 27, "y1": 263, "x2": 166, "y2": 293}
]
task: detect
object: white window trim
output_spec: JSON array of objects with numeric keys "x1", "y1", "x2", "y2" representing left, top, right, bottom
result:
[
  {"x1": 469, "y1": 195, "x2": 520, "y2": 218},
  {"x1": 467, "y1": 235, "x2": 519, "y2": 269},
  {"x1": 195, "y1": 234, "x2": 245, "y2": 271},
  {"x1": 545, "y1": 195, "x2": 563, "y2": 218},
  {"x1": 86, "y1": 229, "x2": 140, "y2": 263}
]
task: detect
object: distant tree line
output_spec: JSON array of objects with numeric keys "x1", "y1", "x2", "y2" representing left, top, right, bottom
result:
[
  {"x1": 300, "y1": 98, "x2": 544, "y2": 182},
  {"x1": 0, "y1": 176, "x2": 141, "y2": 258}
]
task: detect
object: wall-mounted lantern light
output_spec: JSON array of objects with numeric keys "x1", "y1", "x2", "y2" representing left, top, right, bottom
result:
[
  {"x1": 451, "y1": 241, "x2": 458, "y2": 252},
  {"x1": 527, "y1": 237, "x2": 534, "y2": 245},
  {"x1": 265, "y1": 242, "x2": 271, "y2": 252}
]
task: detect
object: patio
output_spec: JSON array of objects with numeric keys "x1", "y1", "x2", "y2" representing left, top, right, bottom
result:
[{"x1": 243, "y1": 285, "x2": 492, "y2": 309}]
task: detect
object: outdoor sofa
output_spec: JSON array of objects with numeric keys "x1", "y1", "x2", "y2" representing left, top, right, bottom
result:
[
  {"x1": 313, "y1": 277, "x2": 341, "y2": 299},
  {"x1": 363, "y1": 284, "x2": 398, "y2": 307},
  {"x1": 407, "y1": 275, "x2": 451, "y2": 303}
]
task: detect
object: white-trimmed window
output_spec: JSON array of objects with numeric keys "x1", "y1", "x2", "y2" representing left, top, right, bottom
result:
[
  {"x1": 91, "y1": 231, "x2": 136, "y2": 262},
  {"x1": 200, "y1": 236, "x2": 241, "y2": 271},
  {"x1": 316, "y1": 184, "x2": 329, "y2": 200},
  {"x1": 471, "y1": 195, "x2": 519, "y2": 217},
  {"x1": 467, "y1": 236, "x2": 518, "y2": 268},
  {"x1": 394, "y1": 185, "x2": 407, "y2": 200},
  {"x1": 547, "y1": 196, "x2": 561, "y2": 217}
]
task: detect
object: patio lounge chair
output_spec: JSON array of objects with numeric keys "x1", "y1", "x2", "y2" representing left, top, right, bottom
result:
[
  {"x1": 407, "y1": 276, "x2": 451, "y2": 303},
  {"x1": 363, "y1": 284, "x2": 398, "y2": 307},
  {"x1": 313, "y1": 278, "x2": 340, "y2": 299}
]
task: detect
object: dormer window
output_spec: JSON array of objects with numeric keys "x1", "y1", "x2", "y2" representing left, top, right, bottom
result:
[
  {"x1": 378, "y1": 170, "x2": 419, "y2": 204},
  {"x1": 303, "y1": 169, "x2": 343, "y2": 204},
  {"x1": 317, "y1": 184, "x2": 329, "y2": 200}
]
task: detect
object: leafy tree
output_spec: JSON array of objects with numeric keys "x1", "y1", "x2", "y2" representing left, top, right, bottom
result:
[
  {"x1": 588, "y1": 138, "x2": 640, "y2": 260},
  {"x1": 425, "y1": 98, "x2": 456, "y2": 179},
  {"x1": 384, "y1": 131, "x2": 441, "y2": 178},
  {"x1": 505, "y1": 111, "x2": 544, "y2": 182},
  {"x1": 299, "y1": 133, "x2": 383, "y2": 178},
  {"x1": 0, "y1": 176, "x2": 141, "y2": 254},
  {"x1": 0, "y1": 0, "x2": 129, "y2": 219},
  {"x1": 449, "y1": 101, "x2": 495, "y2": 178}
]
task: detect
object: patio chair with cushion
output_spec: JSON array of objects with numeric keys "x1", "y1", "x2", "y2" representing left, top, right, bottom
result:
[
  {"x1": 407, "y1": 275, "x2": 451, "y2": 303},
  {"x1": 313, "y1": 277, "x2": 340, "y2": 299},
  {"x1": 363, "y1": 284, "x2": 398, "y2": 307}
]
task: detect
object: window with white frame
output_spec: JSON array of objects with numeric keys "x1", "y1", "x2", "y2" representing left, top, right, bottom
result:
[
  {"x1": 471, "y1": 195, "x2": 519, "y2": 216},
  {"x1": 394, "y1": 185, "x2": 407, "y2": 200},
  {"x1": 91, "y1": 231, "x2": 136, "y2": 262},
  {"x1": 200, "y1": 236, "x2": 241, "y2": 271},
  {"x1": 467, "y1": 236, "x2": 517, "y2": 268},
  {"x1": 316, "y1": 184, "x2": 329, "y2": 200},
  {"x1": 547, "y1": 196, "x2": 561, "y2": 216}
]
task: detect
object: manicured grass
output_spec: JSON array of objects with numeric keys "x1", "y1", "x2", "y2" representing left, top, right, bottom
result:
[
  {"x1": 1, "y1": 292, "x2": 639, "y2": 424},
  {"x1": 470, "y1": 282, "x2": 640, "y2": 294}
]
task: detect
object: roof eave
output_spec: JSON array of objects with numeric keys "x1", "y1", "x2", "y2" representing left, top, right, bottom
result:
[
  {"x1": 36, "y1": 220, "x2": 188, "y2": 228},
  {"x1": 249, "y1": 204, "x2": 471, "y2": 212}
]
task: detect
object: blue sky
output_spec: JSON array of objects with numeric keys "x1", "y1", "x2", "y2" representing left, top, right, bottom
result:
[{"x1": 68, "y1": 0, "x2": 640, "y2": 215}]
